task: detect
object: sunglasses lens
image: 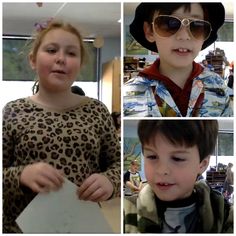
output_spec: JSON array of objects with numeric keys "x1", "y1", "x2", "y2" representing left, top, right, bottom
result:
[
  {"x1": 154, "y1": 16, "x2": 181, "y2": 37},
  {"x1": 153, "y1": 16, "x2": 212, "y2": 40},
  {"x1": 190, "y1": 21, "x2": 211, "y2": 40}
]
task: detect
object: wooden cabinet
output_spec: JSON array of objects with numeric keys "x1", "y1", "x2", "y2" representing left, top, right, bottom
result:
[
  {"x1": 205, "y1": 48, "x2": 226, "y2": 77},
  {"x1": 124, "y1": 57, "x2": 148, "y2": 83},
  {"x1": 124, "y1": 57, "x2": 138, "y2": 83},
  {"x1": 206, "y1": 55, "x2": 225, "y2": 77},
  {"x1": 206, "y1": 171, "x2": 226, "y2": 187},
  {"x1": 102, "y1": 58, "x2": 121, "y2": 113}
]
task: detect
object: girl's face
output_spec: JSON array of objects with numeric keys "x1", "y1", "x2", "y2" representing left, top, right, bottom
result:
[
  {"x1": 144, "y1": 3, "x2": 205, "y2": 71},
  {"x1": 30, "y1": 28, "x2": 81, "y2": 92},
  {"x1": 143, "y1": 133, "x2": 209, "y2": 201}
]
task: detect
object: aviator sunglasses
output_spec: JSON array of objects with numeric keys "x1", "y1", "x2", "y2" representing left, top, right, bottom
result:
[{"x1": 152, "y1": 15, "x2": 212, "y2": 41}]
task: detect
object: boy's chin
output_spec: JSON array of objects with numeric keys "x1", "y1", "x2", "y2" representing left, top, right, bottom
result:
[
  {"x1": 156, "y1": 195, "x2": 179, "y2": 202},
  {"x1": 155, "y1": 191, "x2": 193, "y2": 202}
]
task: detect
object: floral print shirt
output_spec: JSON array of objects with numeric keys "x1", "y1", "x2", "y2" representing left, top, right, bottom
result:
[{"x1": 124, "y1": 62, "x2": 232, "y2": 117}]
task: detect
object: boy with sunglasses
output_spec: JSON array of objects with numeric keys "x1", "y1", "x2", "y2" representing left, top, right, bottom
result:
[
  {"x1": 124, "y1": 3, "x2": 232, "y2": 117},
  {"x1": 124, "y1": 120, "x2": 233, "y2": 233}
]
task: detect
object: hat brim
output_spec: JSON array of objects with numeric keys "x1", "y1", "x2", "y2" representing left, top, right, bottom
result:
[{"x1": 129, "y1": 3, "x2": 225, "y2": 52}]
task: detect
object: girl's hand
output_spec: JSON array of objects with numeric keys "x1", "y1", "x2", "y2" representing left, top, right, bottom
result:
[
  {"x1": 77, "y1": 173, "x2": 113, "y2": 202},
  {"x1": 20, "y1": 162, "x2": 64, "y2": 193}
]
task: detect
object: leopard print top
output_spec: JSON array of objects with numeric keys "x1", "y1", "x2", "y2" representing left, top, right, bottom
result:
[{"x1": 3, "y1": 97, "x2": 121, "y2": 233}]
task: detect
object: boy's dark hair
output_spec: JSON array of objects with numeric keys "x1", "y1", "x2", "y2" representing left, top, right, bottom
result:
[
  {"x1": 141, "y1": 3, "x2": 209, "y2": 24},
  {"x1": 138, "y1": 120, "x2": 218, "y2": 161}
]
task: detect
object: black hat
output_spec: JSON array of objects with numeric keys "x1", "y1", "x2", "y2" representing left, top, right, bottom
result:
[{"x1": 130, "y1": 3, "x2": 225, "y2": 52}]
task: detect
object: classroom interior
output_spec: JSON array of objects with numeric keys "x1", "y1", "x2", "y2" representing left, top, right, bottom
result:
[
  {"x1": 2, "y1": 2, "x2": 121, "y2": 233},
  {"x1": 1, "y1": 1, "x2": 235, "y2": 234}
]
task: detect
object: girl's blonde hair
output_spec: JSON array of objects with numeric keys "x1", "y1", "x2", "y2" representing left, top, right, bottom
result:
[
  {"x1": 30, "y1": 20, "x2": 88, "y2": 94},
  {"x1": 30, "y1": 20, "x2": 87, "y2": 66}
]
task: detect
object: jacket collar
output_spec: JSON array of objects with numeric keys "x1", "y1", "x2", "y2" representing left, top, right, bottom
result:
[{"x1": 137, "y1": 181, "x2": 227, "y2": 233}]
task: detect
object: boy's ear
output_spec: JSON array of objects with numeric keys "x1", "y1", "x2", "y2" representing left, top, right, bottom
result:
[
  {"x1": 29, "y1": 53, "x2": 36, "y2": 70},
  {"x1": 143, "y1": 21, "x2": 155, "y2": 43},
  {"x1": 199, "y1": 156, "x2": 210, "y2": 174}
]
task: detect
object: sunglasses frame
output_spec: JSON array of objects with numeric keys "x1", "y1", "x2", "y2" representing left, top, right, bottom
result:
[{"x1": 152, "y1": 15, "x2": 212, "y2": 41}]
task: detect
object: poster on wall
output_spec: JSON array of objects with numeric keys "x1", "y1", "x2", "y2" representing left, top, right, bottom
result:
[
  {"x1": 123, "y1": 137, "x2": 142, "y2": 171},
  {"x1": 125, "y1": 26, "x2": 149, "y2": 55}
]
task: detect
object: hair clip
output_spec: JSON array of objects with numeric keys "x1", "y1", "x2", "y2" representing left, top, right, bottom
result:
[{"x1": 34, "y1": 18, "x2": 53, "y2": 32}]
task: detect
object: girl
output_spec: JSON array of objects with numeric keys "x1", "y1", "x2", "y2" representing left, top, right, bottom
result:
[{"x1": 3, "y1": 20, "x2": 121, "y2": 233}]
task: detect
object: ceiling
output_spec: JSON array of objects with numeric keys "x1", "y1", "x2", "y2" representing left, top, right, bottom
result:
[
  {"x1": 2, "y1": 2, "x2": 121, "y2": 38},
  {"x1": 124, "y1": 2, "x2": 234, "y2": 20},
  {"x1": 2, "y1": 2, "x2": 234, "y2": 38},
  {"x1": 3, "y1": 2, "x2": 233, "y2": 39}
]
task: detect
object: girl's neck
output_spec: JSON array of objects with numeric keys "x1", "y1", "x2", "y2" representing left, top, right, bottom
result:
[
  {"x1": 159, "y1": 62, "x2": 193, "y2": 89},
  {"x1": 31, "y1": 88, "x2": 81, "y2": 110}
]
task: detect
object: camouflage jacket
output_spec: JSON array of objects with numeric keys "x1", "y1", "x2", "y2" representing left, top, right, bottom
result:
[{"x1": 124, "y1": 182, "x2": 233, "y2": 233}]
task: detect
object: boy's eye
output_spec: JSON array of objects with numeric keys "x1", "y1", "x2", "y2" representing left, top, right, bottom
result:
[
  {"x1": 172, "y1": 156, "x2": 185, "y2": 162},
  {"x1": 68, "y1": 51, "x2": 77, "y2": 56},
  {"x1": 145, "y1": 155, "x2": 157, "y2": 160}
]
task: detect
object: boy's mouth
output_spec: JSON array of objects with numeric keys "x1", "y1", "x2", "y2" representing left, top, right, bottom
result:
[
  {"x1": 157, "y1": 182, "x2": 174, "y2": 186},
  {"x1": 156, "y1": 182, "x2": 175, "y2": 190},
  {"x1": 173, "y1": 48, "x2": 191, "y2": 53}
]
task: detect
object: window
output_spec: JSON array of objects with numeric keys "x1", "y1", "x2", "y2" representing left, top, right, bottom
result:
[
  {"x1": 218, "y1": 132, "x2": 233, "y2": 156},
  {"x1": 3, "y1": 36, "x2": 98, "y2": 82},
  {"x1": 2, "y1": 36, "x2": 99, "y2": 100},
  {"x1": 3, "y1": 37, "x2": 34, "y2": 81},
  {"x1": 207, "y1": 130, "x2": 234, "y2": 173},
  {"x1": 217, "y1": 21, "x2": 234, "y2": 42}
]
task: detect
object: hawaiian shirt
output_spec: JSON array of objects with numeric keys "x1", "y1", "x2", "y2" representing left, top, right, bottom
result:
[{"x1": 124, "y1": 67, "x2": 232, "y2": 117}]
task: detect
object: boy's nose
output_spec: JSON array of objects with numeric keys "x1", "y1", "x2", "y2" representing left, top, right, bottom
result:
[
  {"x1": 156, "y1": 163, "x2": 170, "y2": 176},
  {"x1": 175, "y1": 26, "x2": 191, "y2": 40}
]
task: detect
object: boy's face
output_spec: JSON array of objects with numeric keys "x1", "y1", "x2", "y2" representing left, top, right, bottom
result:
[
  {"x1": 143, "y1": 133, "x2": 209, "y2": 201},
  {"x1": 144, "y1": 3, "x2": 205, "y2": 70},
  {"x1": 131, "y1": 164, "x2": 139, "y2": 173}
]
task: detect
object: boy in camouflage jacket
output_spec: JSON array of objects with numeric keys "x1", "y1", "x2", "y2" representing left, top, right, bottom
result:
[{"x1": 124, "y1": 120, "x2": 233, "y2": 233}]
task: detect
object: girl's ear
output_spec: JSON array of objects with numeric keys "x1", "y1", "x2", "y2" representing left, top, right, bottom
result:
[
  {"x1": 143, "y1": 21, "x2": 155, "y2": 43},
  {"x1": 199, "y1": 156, "x2": 210, "y2": 174},
  {"x1": 29, "y1": 52, "x2": 36, "y2": 70}
]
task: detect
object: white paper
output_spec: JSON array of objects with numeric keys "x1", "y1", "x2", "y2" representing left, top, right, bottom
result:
[{"x1": 16, "y1": 178, "x2": 113, "y2": 233}]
